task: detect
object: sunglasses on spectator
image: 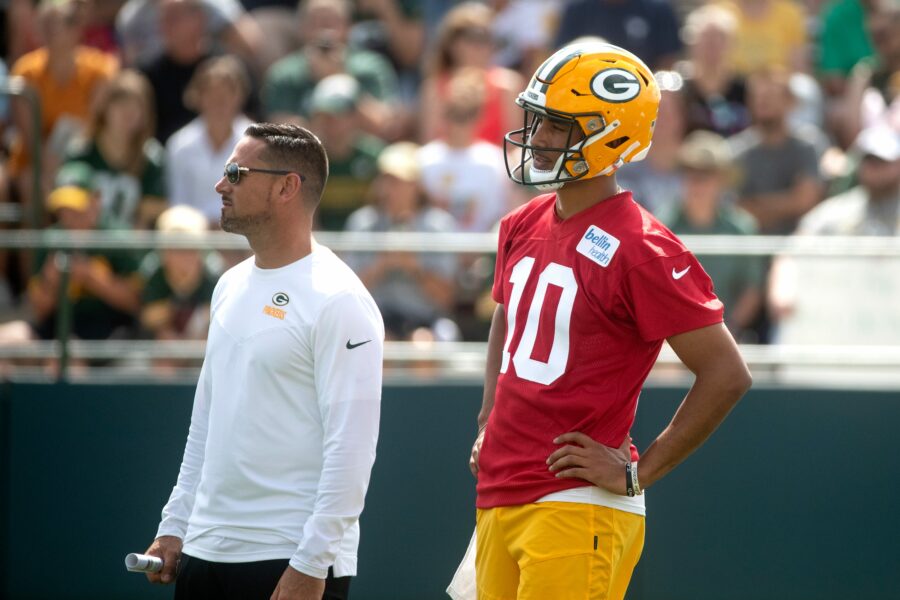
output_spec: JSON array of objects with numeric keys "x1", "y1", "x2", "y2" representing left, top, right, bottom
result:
[
  {"x1": 224, "y1": 162, "x2": 305, "y2": 185},
  {"x1": 311, "y1": 35, "x2": 342, "y2": 54}
]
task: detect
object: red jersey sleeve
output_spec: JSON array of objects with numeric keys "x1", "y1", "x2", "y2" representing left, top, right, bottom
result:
[
  {"x1": 617, "y1": 251, "x2": 724, "y2": 341},
  {"x1": 491, "y1": 217, "x2": 511, "y2": 304}
]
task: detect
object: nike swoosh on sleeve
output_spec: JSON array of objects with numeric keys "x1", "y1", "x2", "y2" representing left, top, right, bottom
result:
[
  {"x1": 672, "y1": 266, "x2": 691, "y2": 280},
  {"x1": 346, "y1": 339, "x2": 372, "y2": 350}
]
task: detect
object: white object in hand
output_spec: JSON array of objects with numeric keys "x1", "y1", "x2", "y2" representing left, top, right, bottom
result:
[{"x1": 124, "y1": 553, "x2": 163, "y2": 573}]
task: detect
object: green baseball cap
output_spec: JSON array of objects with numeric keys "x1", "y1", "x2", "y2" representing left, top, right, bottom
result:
[{"x1": 309, "y1": 74, "x2": 360, "y2": 115}]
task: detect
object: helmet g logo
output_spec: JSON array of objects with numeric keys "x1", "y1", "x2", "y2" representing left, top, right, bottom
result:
[{"x1": 590, "y1": 68, "x2": 641, "y2": 103}]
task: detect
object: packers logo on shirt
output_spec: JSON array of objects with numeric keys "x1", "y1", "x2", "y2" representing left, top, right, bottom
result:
[{"x1": 272, "y1": 292, "x2": 289, "y2": 306}]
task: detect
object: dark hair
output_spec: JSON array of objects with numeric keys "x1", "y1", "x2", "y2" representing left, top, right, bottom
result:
[
  {"x1": 245, "y1": 122, "x2": 329, "y2": 206},
  {"x1": 183, "y1": 55, "x2": 251, "y2": 111}
]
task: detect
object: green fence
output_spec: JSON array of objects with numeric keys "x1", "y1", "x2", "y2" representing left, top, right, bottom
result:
[{"x1": 2, "y1": 382, "x2": 899, "y2": 599}]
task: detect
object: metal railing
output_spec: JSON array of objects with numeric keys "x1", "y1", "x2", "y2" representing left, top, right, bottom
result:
[
  {"x1": 1, "y1": 230, "x2": 900, "y2": 385},
  {"x1": 3, "y1": 229, "x2": 900, "y2": 255}
]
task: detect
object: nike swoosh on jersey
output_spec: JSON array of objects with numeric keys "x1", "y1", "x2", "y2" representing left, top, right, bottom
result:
[
  {"x1": 672, "y1": 266, "x2": 691, "y2": 280},
  {"x1": 346, "y1": 339, "x2": 372, "y2": 350}
]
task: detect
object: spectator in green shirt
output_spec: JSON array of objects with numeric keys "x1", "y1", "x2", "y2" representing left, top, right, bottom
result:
[
  {"x1": 63, "y1": 69, "x2": 168, "y2": 229},
  {"x1": 660, "y1": 131, "x2": 765, "y2": 342},
  {"x1": 818, "y1": 0, "x2": 875, "y2": 96},
  {"x1": 139, "y1": 205, "x2": 220, "y2": 346},
  {"x1": 262, "y1": 0, "x2": 400, "y2": 140},
  {"x1": 28, "y1": 162, "x2": 143, "y2": 342},
  {"x1": 308, "y1": 74, "x2": 385, "y2": 231}
]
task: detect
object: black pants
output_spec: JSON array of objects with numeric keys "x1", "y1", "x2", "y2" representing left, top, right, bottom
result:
[{"x1": 174, "y1": 554, "x2": 351, "y2": 600}]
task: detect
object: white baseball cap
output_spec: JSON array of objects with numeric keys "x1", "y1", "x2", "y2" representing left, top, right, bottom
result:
[{"x1": 855, "y1": 124, "x2": 900, "y2": 162}]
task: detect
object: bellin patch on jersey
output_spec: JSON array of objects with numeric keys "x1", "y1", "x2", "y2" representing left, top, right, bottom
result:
[{"x1": 576, "y1": 225, "x2": 620, "y2": 267}]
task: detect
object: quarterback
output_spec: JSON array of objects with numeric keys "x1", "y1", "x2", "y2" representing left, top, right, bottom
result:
[{"x1": 468, "y1": 43, "x2": 752, "y2": 599}]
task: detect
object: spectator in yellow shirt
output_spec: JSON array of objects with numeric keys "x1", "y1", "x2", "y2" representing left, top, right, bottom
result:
[{"x1": 719, "y1": 0, "x2": 808, "y2": 76}]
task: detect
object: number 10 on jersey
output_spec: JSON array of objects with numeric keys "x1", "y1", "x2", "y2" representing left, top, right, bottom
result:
[{"x1": 501, "y1": 257, "x2": 578, "y2": 386}]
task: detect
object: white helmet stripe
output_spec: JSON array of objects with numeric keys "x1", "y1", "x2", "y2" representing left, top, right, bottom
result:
[{"x1": 533, "y1": 48, "x2": 582, "y2": 93}]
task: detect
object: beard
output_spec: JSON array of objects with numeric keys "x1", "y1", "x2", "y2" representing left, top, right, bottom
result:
[{"x1": 220, "y1": 196, "x2": 273, "y2": 235}]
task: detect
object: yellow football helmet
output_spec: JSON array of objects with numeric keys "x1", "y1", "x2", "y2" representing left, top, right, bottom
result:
[{"x1": 505, "y1": 42, "x2": 661, "y2": 191}]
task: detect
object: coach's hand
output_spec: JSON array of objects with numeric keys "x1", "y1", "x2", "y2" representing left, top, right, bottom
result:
[
  {"x1": 547, "y1": 432, "x2": 633, "y2": 495},
  {"x1": 144, "y1": 535, "x2": 182, "y2": 584},
  {"x1": 469, "y1": 426, "x2": 487, "y2": 477},
  {"x1": 271, "y1": 566, "x2": 326, "y2": 600}
]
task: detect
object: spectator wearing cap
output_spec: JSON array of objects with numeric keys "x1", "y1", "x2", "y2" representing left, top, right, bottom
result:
[
  {"x1": 139, "y1": 205, "x2": 221, "y2": 349},
  {"x1": 768, "y1": 125, "x2": 900, "y2": 344},
  {"x1": 166, "y1": 55, "x2": 253, "y2": 226},
  {"x1": 343, "y1": 142, "x2": 460, "y2": 341},
  {"x1": 262, "y1": 0, "x2": 399, "y2": 140},
  {"x1": 308, "y1": 74, "x2": 385, "y2": 231},
  {"x1": 659, "y1": 131, "x2": 765, "y2": 341},
  {"x1": 27, "y1": 162, "x2": 143, "y2": 342},
  {"x1": 792, "y1": 125, "x2": 900, "y2": 236}
]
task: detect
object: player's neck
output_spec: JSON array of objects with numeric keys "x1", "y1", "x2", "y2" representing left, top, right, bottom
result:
[{"x1": 554, "y1": 175, "x2": 622, "y2": 220}]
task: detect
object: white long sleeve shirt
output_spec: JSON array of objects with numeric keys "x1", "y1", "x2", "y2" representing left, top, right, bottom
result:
[{"x1": 156, "y1": 245, "x2": 384, "y2": 579}]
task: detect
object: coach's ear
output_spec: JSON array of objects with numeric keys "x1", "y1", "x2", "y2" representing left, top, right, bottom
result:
[{"x1": 276, "y1": 172, "x2": 303, "y2": 205}]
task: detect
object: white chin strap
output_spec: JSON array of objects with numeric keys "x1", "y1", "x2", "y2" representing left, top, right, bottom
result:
[{"x1": 526, "y1": 165, "x2": 566, "y2": 191}]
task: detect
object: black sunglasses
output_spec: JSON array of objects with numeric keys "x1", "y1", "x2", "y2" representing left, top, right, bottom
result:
[{"x1": 224, "y1": 162, "x2": 305, "y2": 185}]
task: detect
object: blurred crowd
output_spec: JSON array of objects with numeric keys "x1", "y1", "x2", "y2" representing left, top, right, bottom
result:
[{"x1": 0, "y1": 0, "x2": 898, "y2": 360}]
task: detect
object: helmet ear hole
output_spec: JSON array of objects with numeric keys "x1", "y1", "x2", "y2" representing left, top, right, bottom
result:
[{"x1": 606, "y1": 136, "x2": 629, "y2": 149}]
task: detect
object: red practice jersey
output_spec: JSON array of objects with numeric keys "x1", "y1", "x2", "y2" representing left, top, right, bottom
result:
[{"x1": 476, "y1": 191, "x2": 724, "y2": 508}]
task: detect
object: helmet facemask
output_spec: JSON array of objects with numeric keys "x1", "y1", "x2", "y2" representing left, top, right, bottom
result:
[
  {"x1": 504, "y1": 100, "x2": 627, "y2": 191},
  {"x1": 502, "y1": 42, "x2": 661, "y2": 192}
]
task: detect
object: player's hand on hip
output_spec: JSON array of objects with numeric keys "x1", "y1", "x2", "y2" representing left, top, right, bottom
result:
[
  {"x1": 547, "y1": 432, "x2": 633, "y2": 495},
  {"x1": 270, "y1": 566, "x2": 326, "y2": 600},
  {"x1": 469, "y1": 426, "x2": 487, "y2": 477},
  {"x1": 144, "y1": 535, "x2": 182, "y2": 584}
]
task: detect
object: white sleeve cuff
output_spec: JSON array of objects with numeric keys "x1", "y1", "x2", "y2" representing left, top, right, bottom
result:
[{"x1": 288, "y1": 555, "x2": 329, "y2": 580}]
